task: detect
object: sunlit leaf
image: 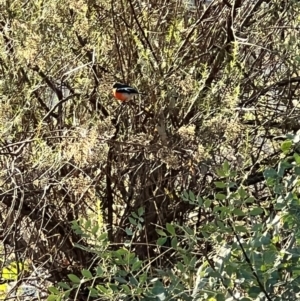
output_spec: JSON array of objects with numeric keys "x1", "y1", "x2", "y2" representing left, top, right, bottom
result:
[
  {"x1": 91, "y1": 224, "x2": 99, "y2": 235},
  {"x1": 47, "y1": 295, "x2": 59, "y2": 301},
  {"x1": 281, "y1": 140, "x2": 292, "y2": 154}
]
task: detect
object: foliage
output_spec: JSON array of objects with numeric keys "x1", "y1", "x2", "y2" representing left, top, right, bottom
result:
[
  {"x1": 46, "y1": 134, "x2": 300, "y2": 300},
  {"x1": 0, "y1": 0, "x2": 300, "y2": 299},
  {"x1": 0, "y1": 259, "x2": 45, "y2": 299}
]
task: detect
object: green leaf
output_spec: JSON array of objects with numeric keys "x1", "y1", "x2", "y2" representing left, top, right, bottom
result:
[
  {"x1": 108, "y1": 283, "x2": 118, "y2": 291},
  {"x1": 204, "y1": 199, "x2": 211, "y2": 208},
  {"x1": 214, "y1": 206, "x2": 230, "y2": 215},
  {"x1": 157, "y1": 237, "x2": 167, "y2": 246},
  {"x1": 91, "y1": 224, "x2": 99, "y2": 235},
  {"x1": 88, "y1": 287, "x2": 99, "y2": 297},
  {"x1": 125, "y1": 227, "x2": 133, "y2": 236},
  {"x1": 263, "y1": 168, "x2": 277, "y2": 179},
  {"x1": 115, "y1": 248, "x2": 128, "y2": 257},
  {"x1": 85, "y1": 219, "x2": 91, "y2": 229},
  {"x1": 260, "y1": 233, "x2": 271, "y2": 245},
  {"x1": 228, "y1": 181, "x2": 236, "y2": 188},
  {"x1": 215, "y1": 257, "x2": 224, "y2": 273},
  {"x1": 294, "y1": 153, "x2": 300, "y2": 165},
  {"x1": 47, "y1": 295, "x2": 59, "y2": 301},
  {"x1": 182, "y1": 190, "x2": 189, "y2": 201},
  {"x1": 217, "y1": 168, "x2": 226, "y2": 177},
  {"x1": 223, "y1": 161, "x2": 230, "y2": 174},
  {"x1": 138, "y1": 207, "x2": 145, "y2": 216},
  {"x1": 176, "y1": 262, "x2": 185, "y2": 272},
  {"x1": 248, "y1": 286, "x2": 261, "y2": 298},
  {"x1": 281, "y1": 140, "x2": 292, "y2": 154},
  {"x1": 232, "y1": 208, "x2": 245, "y2": 216},
  {"x1": 189, "y1": 256, "x2": 197, "y2": 268},
  {"x1": 132, "y1": 260, "x2": 143, "y2": 271},
  {"x1": 238, "y1": 268, "x2": 255, "y2": 281},
  {"x1": 81, "y1": 269, "x2": 93, "y2": 279},
  {"x1": 238, "y1": 187, "x2": 248, "y2": 199},
  {"x1": 189, "y1": 190, "x2": 196, "y2": 201},
  {"x1": 68, "y1": 274, "x2": 81, "y2": 284},
  {"x1": 197, "y1": 197, "x2": 203, "y2": 206},
  {"x1": 96, "y1": 285, "x2": 109, "y2": 294},
  {"x1": 129, "y1": 217, "x2": 137, "y2": 225},
  {"x1": 294, "y1": 166, "x2": 300, "y2": 175},
  {"x1": 98, "y1": 232, "x2": 107, "y2": 241},
  {"x1": 277, "y1": 161, "x2": 292, "y2": 177},
  {"x1": 250, "y1": 237, "x2": 262, "y2": 248},
  {"x1": 58, "y1": 282, "x2": 70, "y2": 290},
  {"x1": 171, "y1": 237, "x2": 178, "y2": 249},
  {"x1": 249, "y1": 207, "x2": 264, "y2": 215},
  {"x1": 183, "y1": 225, "x2": 194, "y2": 235},
  {"x1": 216, "y1": 293, "x2": 226, "y2": 301},
  {"x1": 216, "y1": 220, "x2": 226, "y2": 230},
  {"x1": 215, "y1": 181, "x2": 227, "y2": 188},
  {"x1": 139, "y1": 273, "x2": 147, "y2": 284},
  {"x1": 245, "y1": 197, "x2": 255, "y2": 203},
  {"x1": 235, "y1": 225, "x2": 248, "y2": 233},
  {"x1": 252, "y1": 224, "x2": 263, "y2": 231},
  {"x1": 96, "y1": 267, "x2": 103, "y2": 276},
  {"x1": 132, "y1": 212, "x2": 139, "y2": 219},
  {"x1": 121, "y1": 284, "x2": 131, "y2": 294},
  {"x1": 129, "y1": 276, "x2": 139, "y2": 286},
  {"x1": 166, "y1": 223, "x2": 176, "y2": 236},
  {"x1": 114, "y1": 277, "x2": 128, "y2": 284},
  {"x1": 216, "y1": 193, "x2": 226, "y2": 200},
  {"x1": 63, "y1": 290, "x2": 71, "y2": 298},
  {"x1": 151, "y1": 281, "x2": 167, "y2": 297},
  {"x1": 156, "y1": 229, "x2": 167, "y2": 236},
  {"x1": 48, "y1": 287, "x2": 60, "y2": 294}
]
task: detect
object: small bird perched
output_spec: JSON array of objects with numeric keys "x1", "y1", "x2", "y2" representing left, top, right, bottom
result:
[{"x1": 112, "y1": 82, "x2": 144, "y2": 102}]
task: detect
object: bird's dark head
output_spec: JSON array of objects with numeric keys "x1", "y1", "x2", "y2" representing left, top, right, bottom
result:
[{"x1": 113, "y1": 82, "x2": 126, "y2": 88}]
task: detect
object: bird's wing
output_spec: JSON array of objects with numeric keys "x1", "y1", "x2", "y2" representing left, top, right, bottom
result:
[{"x1": 116, "y1": 87, "x2": 139, "y2": 94}]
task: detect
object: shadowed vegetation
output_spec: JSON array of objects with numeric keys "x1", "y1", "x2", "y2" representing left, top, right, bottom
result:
[{"x1": 1, "y1": 0, "x2": 300, "y2": 299}]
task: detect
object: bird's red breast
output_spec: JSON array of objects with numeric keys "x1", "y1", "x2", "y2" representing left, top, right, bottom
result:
[
  {"x1": 112, "y1": 82, "x2": 141, "y2": 102},
  {"x1": 113, "y1": 89, "x2": 131, "y2": 101}
]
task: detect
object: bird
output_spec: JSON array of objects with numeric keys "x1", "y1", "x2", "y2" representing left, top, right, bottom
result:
[{"x1": 112, "y1": 82, "x2": 145, "y2": 102}]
